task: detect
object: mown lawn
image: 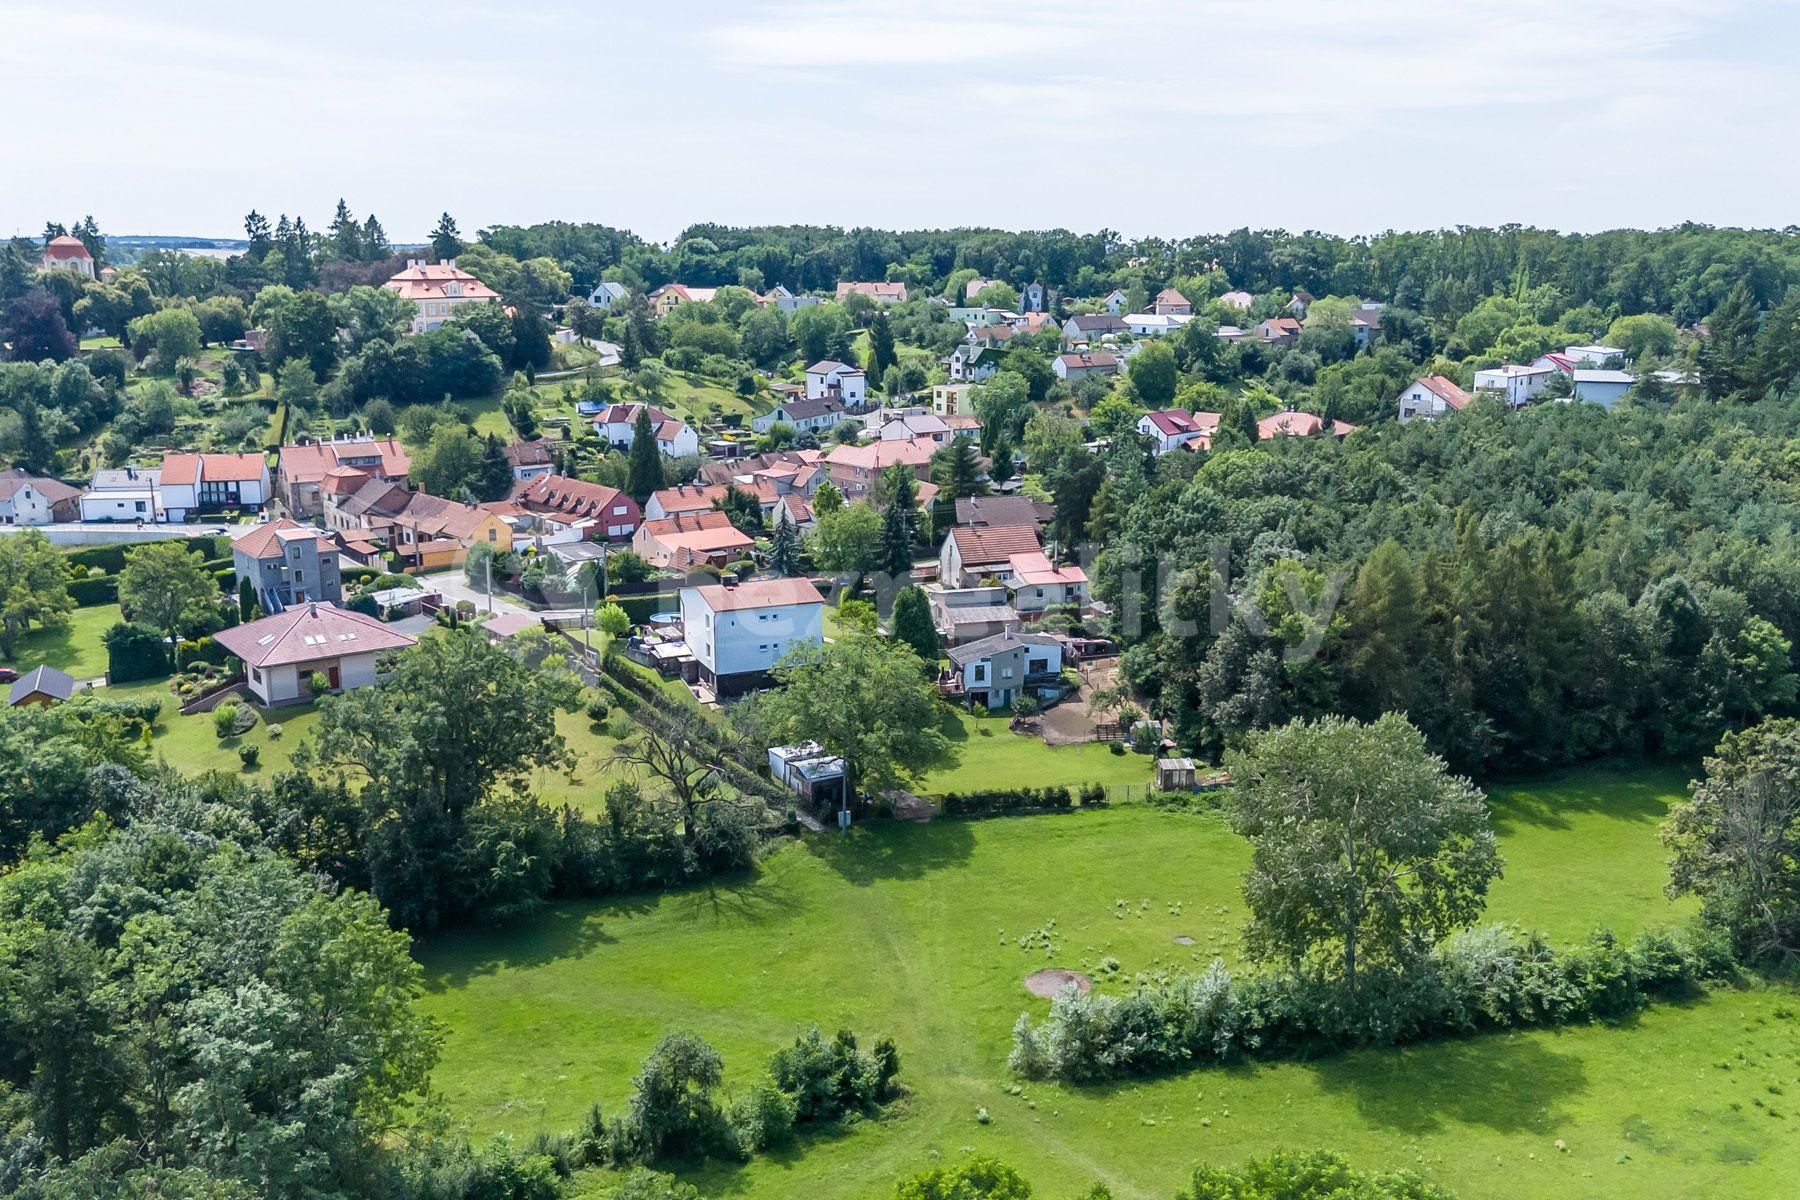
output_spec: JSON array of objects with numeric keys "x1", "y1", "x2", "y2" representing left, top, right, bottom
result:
[
  {"x1": 917, "y1": 708, "x2": 1160, "y2": 799},
  {"x1": 413, "y1": 763, "x2": 1787, "y2": 1200},
  {"x1": 7, "y1": 604, "x2": 126, "y2": 681}
]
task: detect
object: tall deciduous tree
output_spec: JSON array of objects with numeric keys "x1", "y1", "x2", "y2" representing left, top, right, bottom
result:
[
  {"x1": 118, "y1": 541, "x2": 218, "y2": 640},
  {"x1": 1663, "y1": 718, "x2": 1800, "y2": 961},
  {"x1": 1226, "y1": 713, "x2": 1501, "y2": 993},
  {"x1": 299, "y1": 629, "x2": 575, "y2": 928},
  {"x1": 0, "y1": 528, "x2": 73, "y2": 656},
  {"x1": 762, "y1": 631, "x2": 948, "y2": 799}
]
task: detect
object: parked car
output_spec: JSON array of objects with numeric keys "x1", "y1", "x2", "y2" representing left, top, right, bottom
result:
[{"x1": 0, "y1": 667, "x2": 18, "y2": 683}]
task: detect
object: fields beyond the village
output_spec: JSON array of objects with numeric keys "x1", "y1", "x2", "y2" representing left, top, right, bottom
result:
[{"x1": 415, "y1": 761, "x2": 1800, "y2": 1200}]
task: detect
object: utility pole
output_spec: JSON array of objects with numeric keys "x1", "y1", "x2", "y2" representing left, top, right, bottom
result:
[{"x1": 484, "y1": 554, "x2": 493, "y2": 616}]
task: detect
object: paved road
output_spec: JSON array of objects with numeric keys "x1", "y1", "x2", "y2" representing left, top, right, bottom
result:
[
  {"x1": 416, "y1": 570, "x2": 535, "y2": 617},
  {"x1": 0, "y1": 522, "x2": 231, "y2": 546}
]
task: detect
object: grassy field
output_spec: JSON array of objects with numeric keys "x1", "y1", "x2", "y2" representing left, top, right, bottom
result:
[
  {"x1": 412, "y1": 763, "x2": 1794, "y2": 1200},
  {"x1": 7, "y1": 604, "x2": 125, "y2": 680},
  {"x1": 918, "y1": 708, "x2": 1156, "y2": 798}
]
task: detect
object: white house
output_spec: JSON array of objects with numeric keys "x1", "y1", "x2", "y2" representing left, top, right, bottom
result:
[
  {"x1": 804, "y1": 360, "x2": 868, "y2": 405},
  {"x1": 1020, "y1": 281, "x2": 1048, "y2": 312},
  {"x1": 1125, "y1": 313, "x2": 1190, "y2": 337},
  {"x1": 945, "y1": 630, "x2": 1064, "y2": 710},
  {"x1": 1563, "y1": 344, "x2": 1628, "y2": 367},
  {"x1": 946, "y1": 342, "x2": 1001, "y2": 383},
  {"x1": 939, "y1": 523, "x2": 1043, "y2": 589},
  {"x1": 1102, "y1": 289, "x2": 1128, "y2": 315},
  {"x1": 751, "y1": 396, "x2": 850, "y2": 436},
  {"x1": 156, "y1": 452, "x2": 271, "y2": 521},
  {"x1": 1137, "y1": 409, "x2": 1220, "y2": 454},
  {"x1": 1004, "y1": 551, "x2": 1088, "y2": 613},
  {"x1": 1572, "y1": 369, "x2": 1636, "y2": 410},
  {"x1": 679, "y1": 577, "x2": 824, "y2": 696},
  {"x1": 1396, "y1": 375, "x2": 1471, "y2": 423},
  {"x1": 0, "y1": 470, "x2": 80, "y2": 525},
  {"x1": 213, "y1": 602, "x2": 417, "y2": 707},
  {"x1": 1471, "y1": 364, "x2": 1555, "y2": 408},
  {"x1": 591, "y1": 404, "x2": 699, "y2": 458},
  {"x1": 383, "y1": 259, "x2": 500, "y2": 334},
  {"x1": 79, "y1": 467, "x2": 160, "y2": 522},
  {"x1": 587, "y1": 280, "x2": 629, "y2": 310},
  {"x1": 1053, "y1": 351, "x2": 1119, "y2": 383},
  {"x1": 876, "y1": 411, "x2": 953, "y2": 443}
]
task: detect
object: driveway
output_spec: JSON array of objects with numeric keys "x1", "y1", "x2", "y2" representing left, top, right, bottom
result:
[{"x1": 416, "y1": 570, "x2": 535, "y2": 617}]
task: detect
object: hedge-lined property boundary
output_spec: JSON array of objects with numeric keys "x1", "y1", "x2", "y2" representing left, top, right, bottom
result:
[{"x1": 1009, "y1": 923, "x2": 1734, "y2": 1082}]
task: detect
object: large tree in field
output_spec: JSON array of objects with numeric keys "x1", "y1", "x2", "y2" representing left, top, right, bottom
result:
[
  {"x1": 1226, "y1": 713, "x2": 1501, "y2": 993},
  {"x1": 430, "y1": 212, "x2": 463, "y2": 262},
  {"x1": 1663, "y1": 718, "x2": 1800, "y2": 962},
  {"x1": 0, "y1": 528, "x2": 73, "y2": 656},
  {"x1": 762, "y1": 631, "x2": 948, "y2": 800},
  {"x1": 299, "y1": 629, "x2": 575, "y2": 928},
  {"x1": 866, "y1": 311, "x2": 898, "y2": 381},
  {"x1": 118, "y1": 540, "x2": 218, "y2": 640}
]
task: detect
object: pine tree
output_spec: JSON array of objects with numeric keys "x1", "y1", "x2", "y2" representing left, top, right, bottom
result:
[
  {"x1": 430, "y1": 212, "x2": 463, "y2": 262},
  {"x1": 768, "y1": 511, "x2": 803, "y2": 576},
  {"x1": 867, "y1": 311, "x2": 898, "y2": 382},
  {"x1": 890, "y1": 585, "x2": 938, "y2": 671},
  {"x1": 988, "y1": 434, "x2": 1015, "y2": 485},
  {"x1": 478, "y1": 433, "x2": 513, "y2": 501},
  {"x1": 626, "y1": 406, "x2": 664, "y2": 501},
  {"x1": 238, "y1": 576, "x2": 257, "y2": 623},
  {"x1": 879, "y1": 465, "x2": 917, "y2": 579},
  {"x1": 330, "y1": 198, "x2": 362, "y2": 262},
  {"x1": 932, "y1": 434, "x2": 986, "y2": 500},
  {"x1": 1698, "y1": 283, "x2": 1759, "y2": 402},
  {"x1": 243, "y1": 210, "x2": 272, "y2": 261},
  {"x1": 361, "y1": 213, "x2": 390, "y2": 261}
]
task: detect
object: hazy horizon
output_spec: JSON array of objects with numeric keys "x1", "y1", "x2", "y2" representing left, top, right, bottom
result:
[{"x1": 6, "y1": 1, "x2": 1799, "y2": 246}]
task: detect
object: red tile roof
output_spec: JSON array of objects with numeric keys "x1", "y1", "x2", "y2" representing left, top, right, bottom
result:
[
  {"x1": 1417, "y1": 375, "x2": 1471, "y2": 410},
  {"x1": 382, "y1": 261, "x2": 499, "y2": 303},
  {"x1": 159, "y1": 452, "x2": 268, "y2": 486},
  {"x1": 949, "y1": 523, "x2": 1043, "y2": 566},
  {"x1": 42, "y1": 235, "x2": 92, "y2": 261},
  {"x1": 214, "y1": 602, "x2": 416, "y2": 668},
  {"x1": 686, "y1": 577, "x2": 824, "y2": 613},
  {"x1": 510, "y1": 474, "x2": 638, "y2": 521},
  {"x1": 232, "y1": 518, "x2": 335, "y2": 559},
  {"x1": 278, "y1": 437, "x2": 409, "y2": 486}
]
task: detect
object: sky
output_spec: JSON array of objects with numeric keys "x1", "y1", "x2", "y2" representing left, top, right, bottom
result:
[{"x1": 4, "y1": 0, "x2": 1799, "y2": 246}]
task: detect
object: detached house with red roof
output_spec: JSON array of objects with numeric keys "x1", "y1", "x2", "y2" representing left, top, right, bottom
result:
[
  {"x1": 1053, "y1": 351, "x2": 1119, "y2": 384},
  {"x1": 1152, "y1": 288, "x2": 1192, "y2": 316},
  {"x1": 276, "y1": 435, "x2": 410, "y2": 516},
  {"x1": 834, "y1": 281, "x2": 907, "y2": 305},
  {"x1": 939, "y1": 523, "x2": 1044, "y2": 589},
  {"x1": 383, "y1": 259, "x2": 500, "y2": 334},
  {"x1": 214, "y1": 602, "x2": 417, "y2": 706},
  {"x1": 157, "y1": 452, "x2": 270, "y2": 521},
  {"x1": 632, "y1": 510, "x2": 755, "y2": 570},
  {"x1": 591, "y1": 403, "x2": 699, "y2": 459},
  {"x1": 1136, "y1": 408, "x2": 1220, "y2": 455},
  {"x1": 1257, "y1": 410, "x2": 1358, "y2": 440},
  {"x1": 1396, "y1": 375, "x2": 1472, "y2": 423},
  {"x1": 508, "y1": 474, "x2": 640, "y2": 540},
  {"x1": 679, "y1": 577, "x2": 825, "y2": 696},
  {"x1": 230, "y1": 518, "x2": 342, "y2": 611}
]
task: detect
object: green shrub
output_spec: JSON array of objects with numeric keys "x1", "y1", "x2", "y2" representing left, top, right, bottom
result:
[
  {"x1": 212, "y1": 702, "x2": 240, "y2": 738},
  {"x1": 940, "y1": 787, "x2": 1074, "y2": 817},
  {"x1": 238, "y1": 744, "x2": 260, "y2": 767},
  {"x1": 104, "y1": 621, "x2": 171, "y2": 683},
  {"x1": 728, "y1": 1078, "x2": 797, "y2": 1153},
  {"x1": 1012, "y1": 923, "x2": 1734, "y2": 1083}
]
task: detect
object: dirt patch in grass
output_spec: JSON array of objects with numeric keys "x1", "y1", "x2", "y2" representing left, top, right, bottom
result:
[
  {"x1": 1174, "y1": 936, "x2": 1196, "y2": 945},
  {"x1": 1037, "y1": 656, "x2": 1120, "y2": 747},
  {"x1": 1025, "y1": 968, "x2": 1092, "y2": 998}
]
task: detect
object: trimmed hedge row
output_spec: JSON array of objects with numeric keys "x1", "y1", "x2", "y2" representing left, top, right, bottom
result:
[
  {"x1": 64, "y1": 536, "x2": 232, "y2": 573},
  {"x1": 1009, "y1": 923, "x2": 1734, "y2": 1083},
  {"x1": 940, "y1": 783, "x2": 1107, "y2": 816},
  {"x1": 69, "y1": 576, "x2": 118, "y2": 607}
]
